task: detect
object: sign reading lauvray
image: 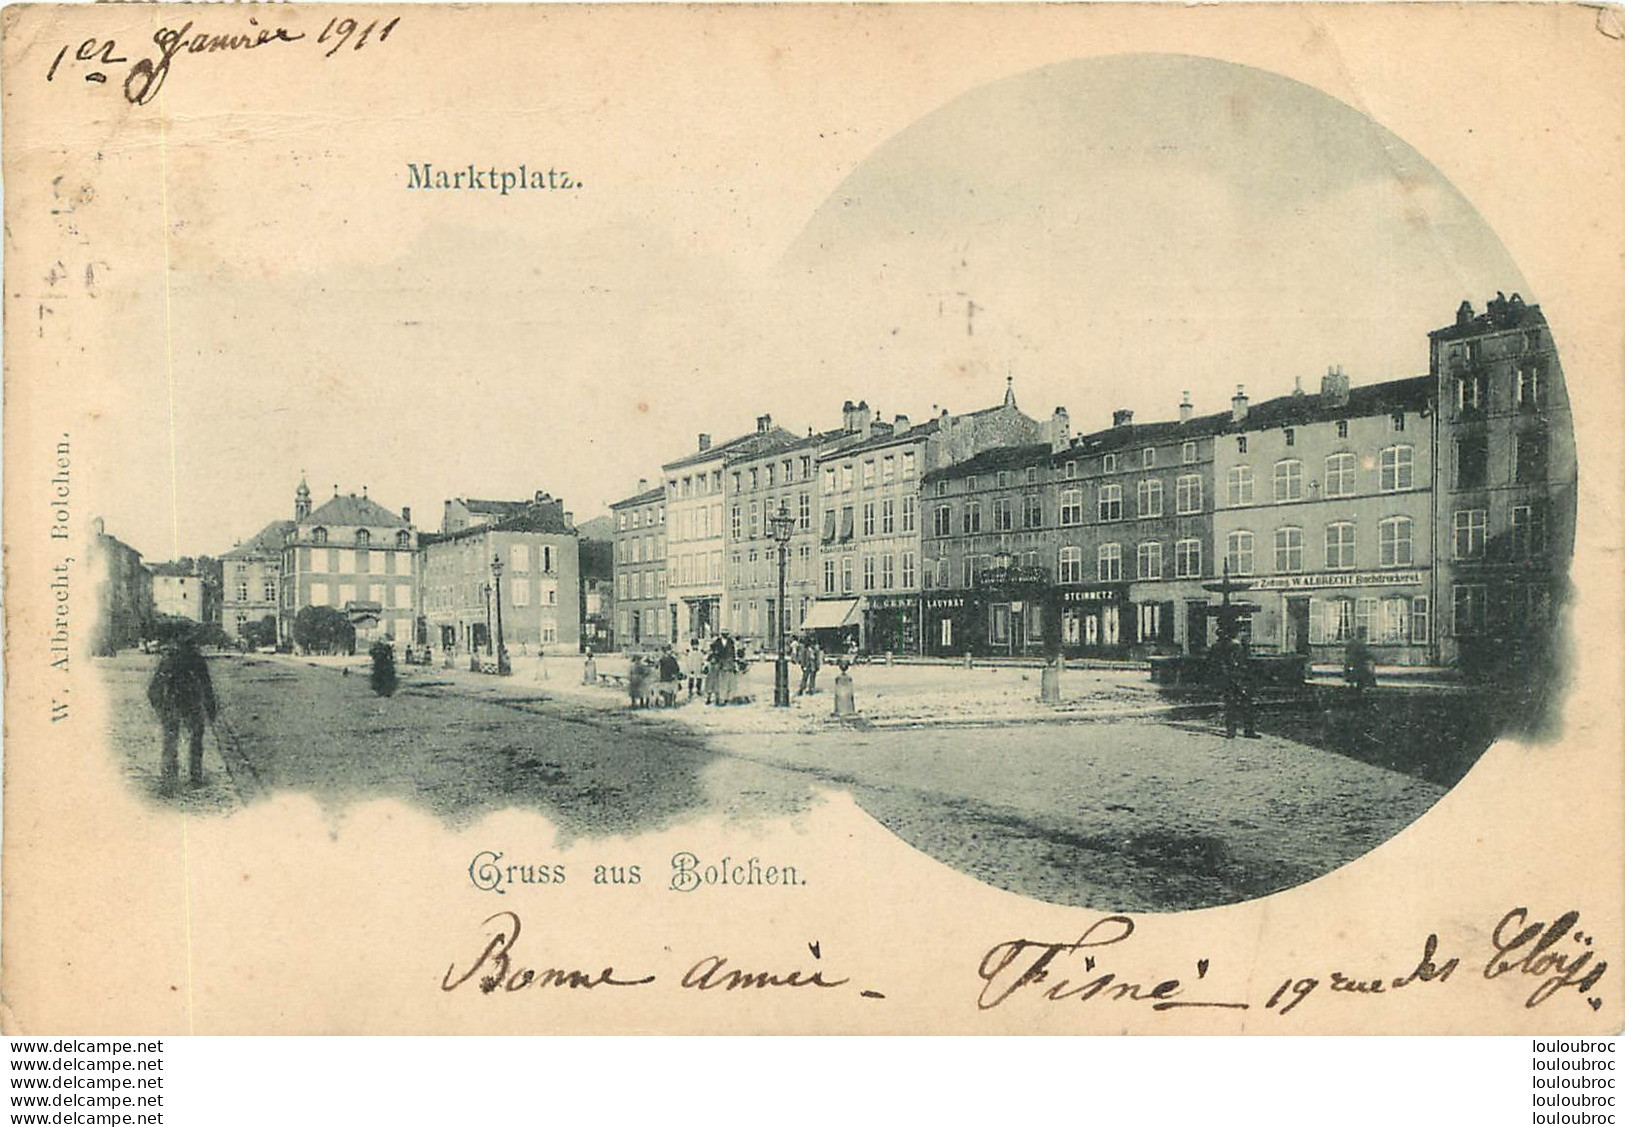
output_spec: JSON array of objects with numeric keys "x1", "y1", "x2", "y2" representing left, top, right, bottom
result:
[{"x1": 1247, "y1": 570, "x2": 1424, "y2": 591}]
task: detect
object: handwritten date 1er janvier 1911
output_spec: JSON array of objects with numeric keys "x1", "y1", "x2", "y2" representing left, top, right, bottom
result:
[{"x1": 44, "y1": 16, "x2": 400, "y2": 107}]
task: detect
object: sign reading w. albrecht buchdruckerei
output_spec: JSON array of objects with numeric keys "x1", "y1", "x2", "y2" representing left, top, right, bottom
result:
[{"x1": 1, "y1": 4, "x2": 1620, "y2": 1037}]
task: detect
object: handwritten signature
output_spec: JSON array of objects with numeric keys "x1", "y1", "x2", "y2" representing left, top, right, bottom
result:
[{"x1": 44, "y1": 16, "x2": 400, "y2": 107}]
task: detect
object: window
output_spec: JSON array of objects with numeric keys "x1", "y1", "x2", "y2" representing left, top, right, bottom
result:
[
  {"x1": 1336, "y1": 420, "x2": 1349, "y2": 439},
  {"x1": 1138, "y1": 602, "x2": 1164, "y2": 642},
  {"x1": 841, "y1": 556, "x2": 854, "y2": 593},
  {"x1": 900, "y1": 552, "x2": 915, "y2": 589},
  {"x1": 1324, "y1": 453, "x2": 1356, "y2": 498},
  {"x1": 935, "y1": 480, "x2": 948, "y2": 498},
  {"x1": 1137, "y1": 541, "x2": 1162, "y2": 580},
  {"x1": 1455, "y1": 374, "x2": 1486, "y2": 416},
  {"x1": 1225, "y1": 530, "x2": 1254, "y2": 576},
  {"x1": 882, "y1": 456, "x2": 895, "y2": 484},
  {"x1": 1452, "y1": 508, "x2": 1488, "y2": 560},
  {"x1": 1381, "y1": 445, "x2": 1414, "y2": 492},
  {"x1": 263, "y1": 580, "x2": 276, "y2": 602},
  {"x1": 1175, "y1": 539, "x2": 1202, "y2": 579},
  {"x1": 821, "y1": 509, "x2": 838, "y2": 543},
  {"x1": 862, "y1": 556, "x2": 876, "y2": 591},
  {"x1": 839, "y1": 506, "x2": 854, "y2": 541},
  {"x1": 1237, "y1": 436, "x2": 1248, "y2": 454},
  {"x1": 964, "y1": 501, "x2": 983, "y2": 533},
  {"x1": 1325, "y1": 522, "x2": 1356, "y2": 570},
  {"x1": 800, "y1": 456, "x2": 812, "y2": 479},
  {"x1": 963, "y1": 556, "x2": 978, "y2": 589},
  {"x1": 862, "y1": 460, "x2": 876, "y2": 488},
  {"x1": 750, "y1": 502, "x2": 763, "y2": 539},
  {"x1": 1275, "y1": 527, "x2": 1304, "y2": 572},
  {"x1": 823, "y1": 466, "x2": 836, "y2": 494},
  {"x1": 1060, "y1": 489, "x2": 1083, "y2": 526},
  {"x1": 511, "y1": 544, "x2": 531, "y2": 572},
  {"x1": 840, "y1": 464, "x2": 854, "y2": 492},
  {"x1": 1182, "y1": 441, "x2": 1197, "y2": 464},
  {"x1": 880, "y1": 553, "x2": 895, "y2": 589},
  {"x1": 989, "y1": 497, "x2": 1011, "y2": 532},
  {"x1": 1453, "y1": 584, "x2": 1488, "y2": 636},
  {"x1": 798, "y1": 493, "x2": 811, "y2": 531},
  {"x1": 1516, "y1": 366, "x2": 1542, "y2": 411},
  {"x1": 731, "y1": 506, "x2": 742, "y2": 540},
  {"x1": 354, "y1": 529, "x2": 371, "y2": 548},
  {"x1": 1022, "y1": 494, "x2": 1043, "y2": 528},
  {"x1": 1391, "y1": 412, "x2": 1406, "y2": 433},
  {"x1": 1137, "y1": 479, "x2": 1164, "y2": 518},
  {"x1": 933, "y1": 505, "x2": 952, "y2": 538},
  {"x1": 1325, "y1": 598, "x2": 1355, "y2": 643},
  {"x1": 902, "y1": 451, "x2": 916, "y2": 478},
  {"x1": 966, "y1": 476, "x2": 978, "y2": 492},
  {"x1": 513, "y1": 581, "x2": 531, "y2": 607},
  {"x1": 1102, "y1": 453, "x2": 1118, "y2": 473},
  {"x1": 312, "y1": 527, "x2": 328, "y2": 545},
  {"x1": 750, "y1": 468, "x2": 760, "y2": 491},
  {"x1": 823, "y1": 558, "x2": 835, "y2": 594},
  {"x1": 1379, "y1": 516, "x2": 1414, "y2": 567},
  {"x1": 1176, "y1": 474, "x2": 1203, "y2": 514},
  {"x1": 1025, "y1": 466, "x2": 1038, "y2": 485},
  {"x1": 1058, "y1": 546, "x2": 1083, "y2": 584},
  {"x1": 881, "y1": 497, "x2": 895, "y2": 534},
  {"x1": 1227, "y1": 466, "x2": 1254, "y2": 507},
  {"x1": 1142, "y1": 448, "x2": 1155, "y2": 468},
  {"x1": 1065, "y1": 461, "x2": 1077, "y2": 480},
  {"x1": 765, "y1": 465, "x2": 775, "y2": 488},
  {"x1": 1098, "y1": 483, "x2": 1123, "y2": 522},
  {"x1": 1097, "y1": 543, "x2": 1122, "y2": 582},
  {"x1": 1284, "y1": 428, "x2": 1296, "y2": 448},
  {"x1": 1273, "y1": 460, "x2": 1303, "y2": 503},
  {"x1": 1410, "y1": 595, "x2": 1430, "y2": 643},
  {"x1": 862, "y1": 501, "x2": 876, "y2": 537},
  {"x1": 1516, "y1": 430, "x2": 1548, "y2": 484},
  {"x1": 996, "y1": 470, "x2": 1011, "y2": 488},
  {"x1": 901, "y1": 496, "x2": 916, "y2": 533},
  {"x1": 1455, "y1": 436, "x2": 1488, "y2": 489},
  {"x1": 236, "y1": 581, "x2": 249, "y2": 601},
  {"x1": 396, "y1": 531, "x2": 411, "y2": 549},
  {"x1": 1511, "y1": 504, "x2": 1547, "y2": 560}
]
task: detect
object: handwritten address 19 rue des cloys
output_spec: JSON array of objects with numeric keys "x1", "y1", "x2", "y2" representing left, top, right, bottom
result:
[
  {"x1": 450, "y1": 849, "x2": 1609, "y2": 1020},
  {"x1": 42, "y1": 14, "x2": 399, "y2": 107}
]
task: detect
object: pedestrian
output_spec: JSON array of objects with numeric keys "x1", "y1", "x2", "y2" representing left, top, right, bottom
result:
[
  {"x1": 717, "y1": 630, "x2": 739, "y2": 706},
  {"x1": 534, "y1": 644, "x2": 549, "y2": 683},
  {"x1": 706, "y1": 634, "x2": 725, "y2": 705},
  {"x1": 658, "y1": 646, "x2": 682, "y2": 707},
  {"x1": 683, "y1": 638, "x2": 704, "y2": 700},
  {"x1": 147, "y1": 634, "x2": 218, "y2": 794},
  {"x1": 1343, "y1": 628, "x2": 1376, "y2": 700},
  {"x1": 627, "y1": 654, "x2": 651, "y2": 709},
  {"x1": 1213, "y1": 632, "x2": 1259, "y2": 740}
]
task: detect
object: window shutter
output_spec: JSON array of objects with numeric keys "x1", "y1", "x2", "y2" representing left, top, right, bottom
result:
[{"x1": 1308, "y1": 598, "x2": 1325, "y2": 645}]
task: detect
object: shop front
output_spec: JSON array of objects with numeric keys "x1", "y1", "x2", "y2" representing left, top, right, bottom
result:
[
  {"x1": 923, "y1": 593, "x2": 981, "y2": 657},
  {"x1": 864, "y1": 594, "x2": 921, "y2": 657},
  {"x1": 799, "y1": 596, "x2": 862, "y2": 654},
  {"x1": 1057, "y1": 584, "x2": 1133, "y2": 659},
  {"x1": 1246, "y1": 569, "x2": 1432, "y2": 666}
]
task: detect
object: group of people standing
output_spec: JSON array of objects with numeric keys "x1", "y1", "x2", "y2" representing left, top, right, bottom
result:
[{"x1": 622, "y1": 632, "x2": 834, "y2": 708}]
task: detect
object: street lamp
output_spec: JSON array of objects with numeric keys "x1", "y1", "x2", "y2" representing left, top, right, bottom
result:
[
  {"x1": 491, "y1": 553, "x2": 511, "y2": 676},
  {"x1": 769, "y1": 502, "x2": 796, "y2": 707}
]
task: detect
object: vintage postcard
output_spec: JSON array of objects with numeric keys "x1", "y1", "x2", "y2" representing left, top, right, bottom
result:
[{"x1": 2, "y1": 3, "x2": 1620, "y2": 1034}]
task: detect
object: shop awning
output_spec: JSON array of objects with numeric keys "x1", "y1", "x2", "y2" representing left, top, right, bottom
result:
[{"x1": 800, "y1": 598, "x2": 860, "y2": 631}]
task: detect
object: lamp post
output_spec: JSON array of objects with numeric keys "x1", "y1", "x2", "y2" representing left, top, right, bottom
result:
[
  {"x1": 491, "y1": 553, "x2": 510, "y2": 676},
  {"x1": 769, "y1": 502, "x2": 796, "y2": 707}
]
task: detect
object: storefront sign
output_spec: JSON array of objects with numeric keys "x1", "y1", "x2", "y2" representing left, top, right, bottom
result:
[
  {"x1": 1061, "y1": 587, "x2": 1123, "y2": 603},
  {"x1": 867, "y1": 595, "x2": 918, "y2": 610},
  {"x1": 925, "y1": 596, "x2": 966, "y2": 610},
  {"x1": 1248, "y1": 570, "x2": 1424, "y2": 591}
]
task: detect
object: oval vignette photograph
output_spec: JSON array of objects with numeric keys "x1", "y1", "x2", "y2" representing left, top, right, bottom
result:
[{"x1": 91, "y1": 53, "x2": 1576, "y2": 914}]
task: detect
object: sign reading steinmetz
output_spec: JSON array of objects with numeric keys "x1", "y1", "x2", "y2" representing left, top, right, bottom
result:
[{"x1": 1248, "y1": 570, "x2": 1424, "y2": 591}]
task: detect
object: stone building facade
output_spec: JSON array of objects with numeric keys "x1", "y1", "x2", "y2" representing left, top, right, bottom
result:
[
  {"x1": 610, "y1": 482, "x2": 668, "y2": 648},
  {"x1": 278, "y1": 479, "x2": 420, "y2": 648}
]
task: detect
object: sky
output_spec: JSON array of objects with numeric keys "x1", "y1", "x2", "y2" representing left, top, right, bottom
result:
[{"x1": 97, "y1": 50, "x2": 1525, "y2": 561}]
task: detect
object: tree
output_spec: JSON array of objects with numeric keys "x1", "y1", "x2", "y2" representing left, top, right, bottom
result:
[
  {"x1": 241, "y1": 615, "x2": 278, "y2": 650},
  {"x1": 292, "y1": 605, "x2": 354, "y2": 655}
]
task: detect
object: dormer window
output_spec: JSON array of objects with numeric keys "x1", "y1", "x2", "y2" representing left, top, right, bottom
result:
[
  {"x1": 356, "y1": 529, "x2": 371, "y2": 547},
  {"x1": 396, "y1": 531, "x2": 411, "y2": 548},
  {"x1": 312, "y1": 527, "x2": 328, "y2": 545}
]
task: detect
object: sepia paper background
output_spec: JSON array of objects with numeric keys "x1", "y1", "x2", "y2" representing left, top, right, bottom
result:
[{"x1": 3, "y1": 2, "x2": 1622, "y2": 1034}]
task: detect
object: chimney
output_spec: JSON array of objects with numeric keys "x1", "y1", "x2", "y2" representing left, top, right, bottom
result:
[
  {"x1": 637, "y1": 477, "x2": 648, "y2": 493},
  {"x1": 894, "y1": 413, "x2": 910, "y2": 432},
  {"x1": 1231, "y1": 384, "x2": 1249, "y2": 423},
  {"x1": 1178, "y1": 391, "x2": 1193, "y2": 423},
  {"x1": 401, "y1": 506, "x2": 411, "y2": 524},
  {"x1": 1456, "y1": 300, "x2": 1475, "y2": 327},
  {"x1": 843, "y1": 399, "x2": 872, "y2": 434},
  {"x1": 1049, "y1": 406, "x2": 1070, "y2": 453},
  {"x1": 698, "y1": 433, "x2": 712, "y2": 452},
  {"x1": 564, "y1": 511, "x2": 574, "y2": 527},
  {"x1": 756, "y1": 413, "x2": 772, "y2": 434},
  {"x1": 1112, "y1": 408, "x2": 1134, "y2": 428},
  {"x1": 1320, "y1": 364, "x2": 1350, "y2": 408}
]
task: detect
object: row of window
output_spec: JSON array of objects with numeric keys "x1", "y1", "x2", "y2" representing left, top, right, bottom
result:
[
  {"x1": 617, "y1": 505, "x2": 665, "y2": 532},
  {"x1": 819, "y1": 552, "x2": 920, "y2": 595},
  {"x1": 669, "y1": 550, "x2": 724, "y2": 587},
  {"x1": 731, "y1": 493, "x2": 814, "y2": 540},
  {"x1": 305, "y1": 582, "x2": 415, "y2": 610},
  {"x1": 422, "y1": 579, "x2": 560, "y2": 611},
  {"x1": 819, "y1": 451, "x2": 919, "y2": 495},
  {"x1": 1222, "y1": 519, "x2": 1416, "y2": 575},
  {"x1": 667, "y1": 469, "x2": 724, "y2": 499},
  {"x1": 1225, "y1": 447, "x2": 1415, "y2": 506},
  {"x1": 822, "y1": 496, "x2": 919, "y2": 542},
  {"x1": 1450, "y1": 363, "x2": 1543, "y2": 417},
  {"x1": 668, "y1": 503, "x2": 724, "y2": 544},
  {"x1": 307, "y1": 528, "x2": 413, "y2": 548},
  {"x1": 231, "y1": 581, "x2": 279, "y2": 603},
  {"x1": 732, "y1": 456, "x2": 816, "y2": 494},
  {"x1": 617, "y1": 570, "x2": 668, "y2": 602},
  {"x1": 299, "y1": 547, "x2": 414, "y2": 577},
  {"x1": 730, "y1": 544, "x2": 814, "y2": 587},
  {"x1": 1452, "y1": 430, "x2": 1547, "y2": 490},
  {"x1": 1449, "y1": 504, "x2": 1547, "y2": 562},
  {"x1": 618, "y1": 535, "x2": 666, "y2": 565}
]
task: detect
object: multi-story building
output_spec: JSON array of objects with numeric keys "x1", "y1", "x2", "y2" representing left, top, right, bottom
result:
[
  {"x1": 150, "y1": 564, "x2": 206, "y2": 623},
  {"x1": 278, "y1": 478, "x2": 420, "y2": 648},
  {"x1": 609, "y1": 481, "x2": 667, "y2": 648},
  {"x1": 814, "y1": 385, "x2": 1042, "y2": 654},
  {"x1": 723, "y1": 421, "x2": 860, "y2": 650},
  {"x1": 1049, "y1": 399, "x2": 1229, "y2": 658},
  {"x1": 221, "y1": 519, "x2": 294, "y2": 641},
  {"x1": 440, "y1": 497, "x2": 531, "y2": 534},
  {"x1": 575, "y1": 515, "x2": 616, "y2": 654},
  {"x1": 1429, "y1": 293, "x2": 1576, "y2": 675},
  {"x1": 663, "y1": 418, "x2": 794, "y2": 641},
  {"x1": 420, "y1": 494, "x2": 580, "y2": 655},
  {"x1": 88, "y1": 517, "x2": 153, "y2": 654},
  {"x1": 1212, "y1": 370, "x2": 1436, "y2": 665}
]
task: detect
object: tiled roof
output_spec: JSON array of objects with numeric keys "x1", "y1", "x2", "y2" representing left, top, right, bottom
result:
[
  {"x1": 458, "y1": 498, "x2": 530, "y2": 517},
  {"x1": 1222, "y1": 376, "x2": 1432, "y2": 431},
  {"x1": 1064, "y1": 410, "x2": 1232, "y2": 459},
  {"x1": 305, "y1": 493, "x2": 409, "y2": 528},
  {"x1": 425, "y1": 504, "x2": 575, "y2": 544},
  {"x1": 610, "y1": 486, "x2": 665, "y2": 509},
  {"x1": 662, "y1": 427, "x2": 796, "y2": 471},
  {"x1": 222, "y1": 519, "x2": 295, "y2": 559},
  {"x1": 923, "y1": 443, "x2": 1053, "y2": 483}
]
